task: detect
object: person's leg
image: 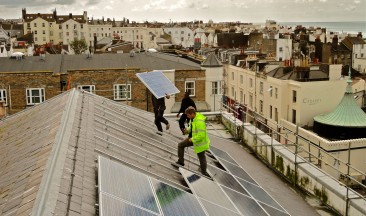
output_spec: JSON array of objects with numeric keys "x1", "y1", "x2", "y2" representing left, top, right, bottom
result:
[
  {"x1": 177, "y1": 138, "x2": 193, "y2": 165},
  {"x1": 197, "y1": 151, "x2": 208, "y2": 175},
  {"x1": 158, "y1": 109, "x2": 169, "y2": 129},
  {"x1": 178, "y1": 114, "x2": 187, "y2": 131},
  {"x1": 154, "y1": 110, "x2": 163, "y2": 132}
]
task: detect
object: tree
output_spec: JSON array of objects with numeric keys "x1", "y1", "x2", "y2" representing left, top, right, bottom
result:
[{"x1": 70, "y1": 39, "x2": 87, "y2": 54}]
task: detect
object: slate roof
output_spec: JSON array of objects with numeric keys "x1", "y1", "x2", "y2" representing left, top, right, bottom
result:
[
  {"x1": 201, "y1": 53, "x2": 223, "y2": 67},
  {"x1": 0, "y1": 53, "x2": 201, "y2": 74},
  {"x1": 0, "y1": 89, "x2": 218, "y2": 215},
  {"x1": 0, "y1": 89, "x2": 301, "y2": 215}
]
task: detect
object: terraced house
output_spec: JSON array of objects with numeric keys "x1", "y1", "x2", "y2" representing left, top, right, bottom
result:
[{"x1": 0, "y1": 52, "x2": 223, "y2": 116}]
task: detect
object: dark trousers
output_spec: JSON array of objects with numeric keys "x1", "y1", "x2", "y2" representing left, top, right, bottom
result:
[
  {"x1": 178, "y1": 113, "x2": 188, "y2": 131},
  {"x1": 154, "y1": 109, "x2": 168, "y2": 132},
  {"x1": 177, "y1": 138, "x2": 207, "y2": 175}
]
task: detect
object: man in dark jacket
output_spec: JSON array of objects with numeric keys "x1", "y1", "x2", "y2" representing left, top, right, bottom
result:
[
  {"x1": 152, "y1": 93, "x2": 170, "y2": 135},
  {"x1": 176, "y1": 92, "x2": 196, "y2": 134}
]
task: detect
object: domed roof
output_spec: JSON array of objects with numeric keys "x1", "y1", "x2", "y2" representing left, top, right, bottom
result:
[{"x1": 314, "y1": 68, "x2": 366, "y2": 127}]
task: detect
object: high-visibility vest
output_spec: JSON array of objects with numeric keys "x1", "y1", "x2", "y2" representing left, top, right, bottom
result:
[{"x1": 190, "y1": 112, "x2": 210, "y2": 153}]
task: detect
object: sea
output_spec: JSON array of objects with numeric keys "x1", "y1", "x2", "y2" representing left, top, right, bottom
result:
[{"x1": 276, "y1": 21, "x2": 366, "y2": 37}]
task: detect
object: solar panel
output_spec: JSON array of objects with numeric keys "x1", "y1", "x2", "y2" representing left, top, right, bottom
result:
[
  {"x1": 179, "y1": 168, "x2": 238, "y2": 213},
  {"x1": 198, "y1": 198, "x2": 241, "y2": 216},
  {"x1": 210, "y1": 146, "x2": 239, "y2": 165},
  {"x1": 98, "y1": 156, "x2": 160, "y2": 213},
  {"x1": 236, "y1": 177, "x2": 285, "y2": 212},
  {"x1": 220, "y1": 159, "x2": 259, "y2": 186},
  {"x1": 136, "y1": 71, "x2": 180, "y2": 99},
  {"x1": 222, "y1": 186, "x2": 269, "y2": 216},
  {"x1": 259, "y1": 202, "x2": 290, "y2": 216},
  {"x1": 150, "y1": 178, "x2": 206, "y2": 216},
  {"x1": 207, "y1": 165, "x2": 249, "y2": 196},
  {"x1": 100, "y1": 193, "x2": 159, "y2": 216}
]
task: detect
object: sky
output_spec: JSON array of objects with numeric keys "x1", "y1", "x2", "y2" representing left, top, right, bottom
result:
[{"x1": 0, "y1": 0, "x2": 365, "y2": 23}]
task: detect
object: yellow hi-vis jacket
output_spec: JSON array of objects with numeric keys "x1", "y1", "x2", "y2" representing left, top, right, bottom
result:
[{"x1": 189, "y1": 112, "x2": 210, "y2": 153}]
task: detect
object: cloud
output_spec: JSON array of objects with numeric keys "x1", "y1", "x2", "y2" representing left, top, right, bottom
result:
[
  {"x1": 0, "y1": 0, "x2": 77, "y2": 7},
  {"x1": 104, "y1": 5, "x2": 113, "y2": 10}
]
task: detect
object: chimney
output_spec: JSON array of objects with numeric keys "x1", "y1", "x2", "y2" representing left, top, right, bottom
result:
[
  {"x1": 69, "y1": 13, "x2": 72, "y2": 19},
  {"x1": 53, "y1": 8, "x2": 57, "y2": 19},
  {"x1": 357, "y1": 32, "x2": 362, "y2": 38},
  {"x1": 0, "y1": 101, "x2": 5, "y2": 119},
  {"x1": 22, "y1": 8, "x2": 26, "y2": 19}
]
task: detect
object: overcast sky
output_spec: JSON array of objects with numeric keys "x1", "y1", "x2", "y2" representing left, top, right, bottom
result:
[{"x1": 0, "y1": 0, "x2": 365, "y2": 23}]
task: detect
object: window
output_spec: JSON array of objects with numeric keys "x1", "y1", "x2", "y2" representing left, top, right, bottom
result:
[
  {"x1": 43, "y1": 37, "x2": 46, "y2": 41},
  {"x1": 362, "y1": 54, "x2": 364, "y2": 58},
  {"x1": 35, "y1": 37, "x2": 38, "y2": 41},
  {"x1": 0, "y1": 89, "x2": 7, "y2": 106},
  {"x1": 81, "y1": 24, "x2": 83, "y2": 29},
  {"x1": 269, "y1": 105, "x2": 273, "y2": 119},
  {"x1": 249, "y1": 94, "x2": 253, "y2": 109},
  {"x1": 259, "y1": 100, "x2": 263, "y2": 114},
  {"x1": 275, "y1": 87, "x2": 278, "y2": 98},
  {"x1": 26, "y1": 88, "x2": 45, "y2": 105},
  {"x1": 259, "y1": 82, "x2": 263, "y2": 94},
  {"x1": 59, "y1": 25, "x2": 62, "y2": 30},
  {"x1": 114, "y1": 84, "x2": 131, "y2": 100},
  {"x1": 66, "y1": 24, "x2": 69, "y2": 29},
  {"x1": 43, "y1": 30, "x2": 45, "y2": 34},
  {"x1": 275, "y1": 107, "x2": 278, "y2": 122},
  {"x1": 231, "y1": 87, "x2": 234, "y2": 97},
  {"x1": 181, "y1": 31, "x2": 184, "y2": 34},
  {"x1": 240, "y1": 75, "x2": 243, "y2": 84},
  {"x1": 34, "y1": 23, "x2": 37, "y2": 27},
  {"x1": 27, "y1": 23, "x2": 30, "y2": 28},
  {"x1": 292, "y1": 109, "x2": 296, "y2": 124},
  {"x1": 74, "y1": 24, "x2": 76, "y2": 29},
  {"x1": 269, "y1": 86, "x2": 273, "y2": 97},
  {"x1": 185, "y1": 81, "x2": 195, "y2": 96},
  {"x1": 240, "y1": 90, "x2": 243, "y2": 103},
  {"x1": 181, "y1": 37, "x2": 184, "y2": 42},
  {"x1": 249, "y1": 78, "x2": 253, "y2": 87},
  {"x1": 231, "y1": 72, "x2": 234, "y2": 80},
  {"x1": 66, "y1": 32, "x2": 69, "y2": 36},
  {"x1": 212, "y1": 81, "x2": 221, "y2": 94},
  {"x1": 77, "y1": 85, "x2": 95, "y2": 93},
  {"x1": 292, "y1": 90, "x2": 297, "y2": 103}
]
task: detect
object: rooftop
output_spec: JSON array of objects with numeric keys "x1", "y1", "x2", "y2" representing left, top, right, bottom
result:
[
  {"x1": 0, "y1": 52, "x2": 201, "y2": 74},
  {"x1": 0, "y1": 89, "x2": 321, "y2": 215}
]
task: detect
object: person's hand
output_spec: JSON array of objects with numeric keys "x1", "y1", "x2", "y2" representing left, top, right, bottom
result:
[
  {"x1": 183, "y1": 128, "x2": 188, "y2": 134},
  {"x1": 165, "y1": 93, "x2": 170, "y2": 99},
  {"x1": 176, "y1": 113, "x2": 180, "y2": 118},
  {"x1": 189, "y1": 138, "x2": 192, "y2": 142}
]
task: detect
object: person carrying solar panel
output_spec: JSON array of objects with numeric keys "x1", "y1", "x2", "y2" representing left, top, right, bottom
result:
[
  {"x1": 173, "y1": 106, "x2": 210, "y2": 177},
  {"x1": 152, "y1": 93, "x2": 171, "y2": 135},
  {"x1": 176, "y1": 91, "x2": 197, "y2": 135}
]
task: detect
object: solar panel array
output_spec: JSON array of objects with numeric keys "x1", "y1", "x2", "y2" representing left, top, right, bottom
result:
[
  {"x1": 136, "y1": 71, "x2": 180, "y2": 99},
  {"x1": 98, "y1": 146, "x2": 291, "y2": 216},
  {"x1": 208, "y1": 146, "x2": 290, "y2": 215}
]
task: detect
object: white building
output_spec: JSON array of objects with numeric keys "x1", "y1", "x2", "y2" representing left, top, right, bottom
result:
[
  {"x1": 163, "y1": 27, "x2": 194, "y2": 48},
  {"x1": 353, "y1": 43, "x2": 366, "y2": 74}
]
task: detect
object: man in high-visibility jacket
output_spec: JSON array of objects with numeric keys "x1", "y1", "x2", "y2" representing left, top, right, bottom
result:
[{"x1": 174, "y1": 106, "x2": 210, "y2": 177}]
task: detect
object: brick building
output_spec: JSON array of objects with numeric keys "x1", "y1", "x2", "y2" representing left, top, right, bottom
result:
[{"x1": 0, "y1": 53, "x2": 211, "y2": 115}]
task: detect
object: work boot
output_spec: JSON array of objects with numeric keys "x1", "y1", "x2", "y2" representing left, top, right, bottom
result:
[
  {"x1": 166, "y1": 123, "x2": 170, "y2": 130},
  {"x1": 172, "y1": 161, "x2": 184, "y2": 168}
]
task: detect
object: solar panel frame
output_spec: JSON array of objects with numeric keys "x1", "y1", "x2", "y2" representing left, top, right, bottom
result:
[{"x1": 136, "y1": 71, "x2": 180, "y2": 99}]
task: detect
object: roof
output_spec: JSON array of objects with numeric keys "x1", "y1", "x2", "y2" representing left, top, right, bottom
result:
[
  {"x1": 0, "y1": 89, "x2": 299, "y2": 215},
  {"x1": 314, "y1": 71, "x2": 366, "y2": 127},
  {"x1": 0, "y1": 53, "x2": 201, "y2": 74},
  {"x1": 201, "y1": 53, "x2": 223, "y2": 67}
]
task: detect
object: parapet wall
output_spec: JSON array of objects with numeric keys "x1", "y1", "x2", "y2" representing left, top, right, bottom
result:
[{"x1": 221, "y1": 112, "x2": 366, "y2": 216}]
